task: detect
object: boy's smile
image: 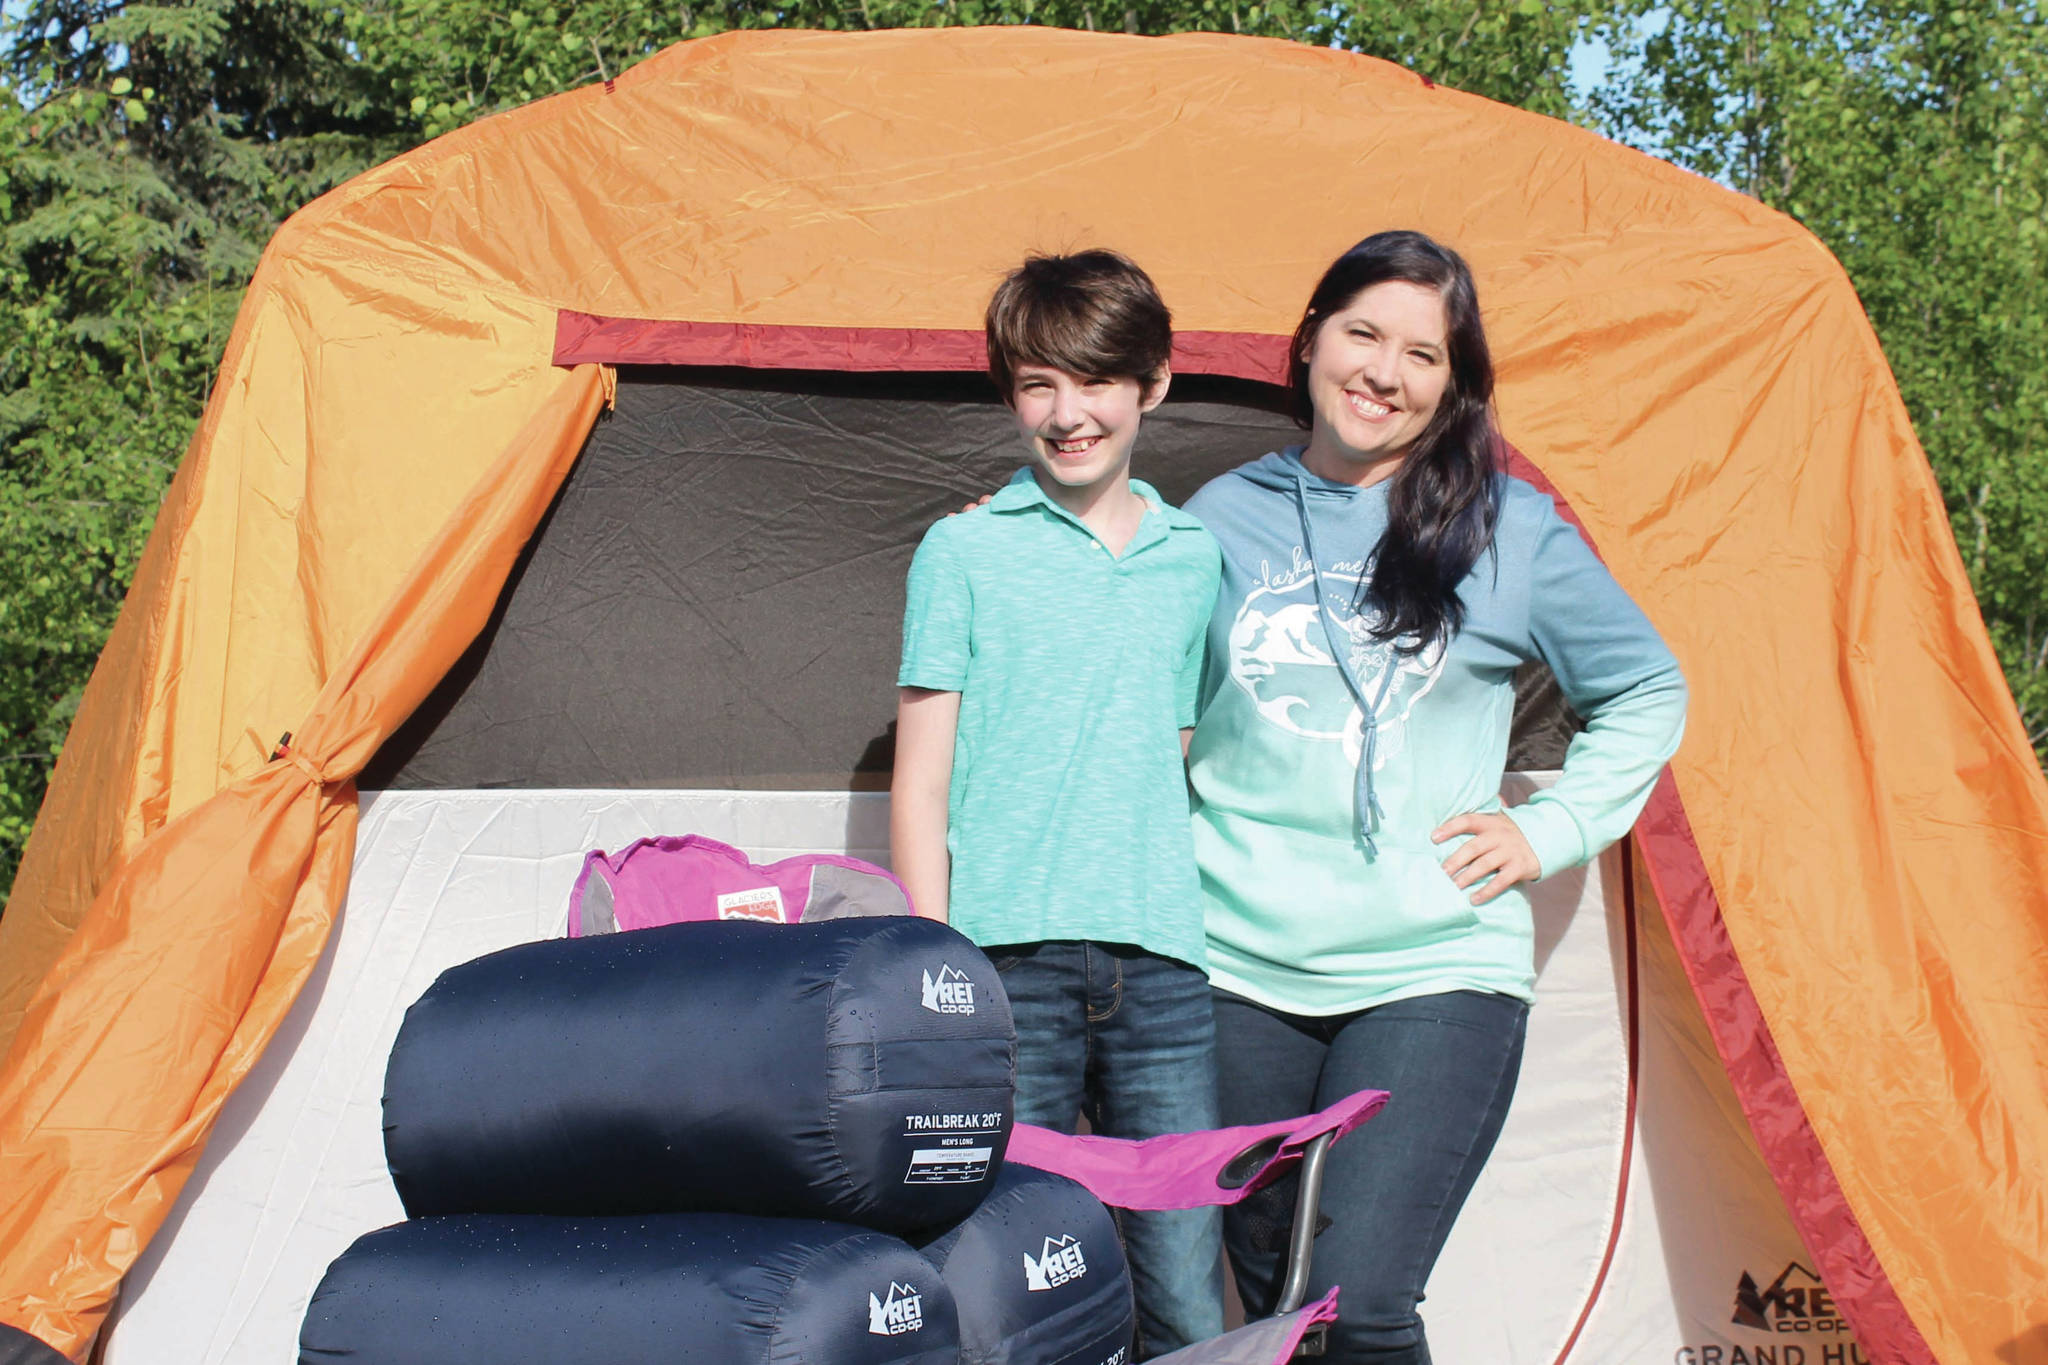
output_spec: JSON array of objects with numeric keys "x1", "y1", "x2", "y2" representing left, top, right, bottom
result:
[{"x1": 1009, "y1": 363, "x2": 1170, "y2": 499}]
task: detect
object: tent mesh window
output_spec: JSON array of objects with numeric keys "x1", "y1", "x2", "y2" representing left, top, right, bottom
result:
[{"x1": 364, "y1": 368, "x2": 1579, "y2": 791}]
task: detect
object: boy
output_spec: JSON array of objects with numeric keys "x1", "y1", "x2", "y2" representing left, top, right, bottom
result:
[{"x1": 891, "y1": 250, "x2": 1225, "y2": 1356}]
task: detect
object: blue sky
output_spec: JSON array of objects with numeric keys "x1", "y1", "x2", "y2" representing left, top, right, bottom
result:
[{"x1": 1569, "y1": 31, "x2": 1613, "y2": 99}]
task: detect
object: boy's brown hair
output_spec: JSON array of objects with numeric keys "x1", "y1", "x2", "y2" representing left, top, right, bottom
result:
[{"x1": 984, "y1": 250, "x2": 1173, "y2": 402}]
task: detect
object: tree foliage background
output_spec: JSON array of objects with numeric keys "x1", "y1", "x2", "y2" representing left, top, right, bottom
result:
[{"x1": 1, "y1": 0, "x2": 2042, "y2": 902}]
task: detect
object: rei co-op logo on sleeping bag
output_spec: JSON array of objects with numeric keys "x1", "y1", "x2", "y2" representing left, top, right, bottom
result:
[
  {"x1": 920, "y1": 965, "x2": 976, "y2": 1015},
  {"x1": 868, "y1": 1282, "x2": 924, "y2": 1336},
  {"x1": 1023, "y1": 1234, "x2": 1087, "y2": 1291}
]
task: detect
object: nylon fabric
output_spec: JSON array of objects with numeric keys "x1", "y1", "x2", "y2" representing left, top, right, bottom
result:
[
  {"x1": 0, "y1": 1324, "x2": 68, "y2": 1365},
  {"x1": 565, "y1": 834, "x2": 913, "y2": 931},
  {"x1": 298, "y1": 1213, "x2": 961, "y2": 1365},
  {"x1": 383, "y1": 917, "x2": 1016, "y2": 1234},
  {"x1": 0, "y1": 365, "x2": 607, "y2": 1356},
  {"x1": 917, "y1": 1165, "x2": 1136, "y2": 1365},
  {"x1": 1145, "y1": 1291, "x2": 1342, "y2": 1365},
  {"x1": 0, "y1": 26, "x2": 2041, "y2": 1365},
  {"x1": 1006, "y1": 1088, "x2": 1388, "y2": 1212}
]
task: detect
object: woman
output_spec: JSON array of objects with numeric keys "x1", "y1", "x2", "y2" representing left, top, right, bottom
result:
[{"x1": 1183, "y1": 230, "x2": 1686, "y2": 1363}]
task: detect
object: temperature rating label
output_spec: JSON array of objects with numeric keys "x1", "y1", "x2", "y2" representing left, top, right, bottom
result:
[{"x1": 904, "y1": 1145, "x2": 993, "y2": 1184}]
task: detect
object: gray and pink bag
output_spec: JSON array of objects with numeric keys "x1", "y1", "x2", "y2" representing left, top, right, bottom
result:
[{"x1": 568, "y1": 834, "x2": 913, "y2": 935}]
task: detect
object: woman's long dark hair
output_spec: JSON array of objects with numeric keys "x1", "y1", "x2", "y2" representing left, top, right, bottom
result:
[{"x1": 1287, "y1": 230, "x2": 1499, "y2": 654}]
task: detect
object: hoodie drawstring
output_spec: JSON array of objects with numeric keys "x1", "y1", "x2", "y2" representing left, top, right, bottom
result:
[{"x1": 1291, "y1": 471, "x2": 1400, "y2": 857}]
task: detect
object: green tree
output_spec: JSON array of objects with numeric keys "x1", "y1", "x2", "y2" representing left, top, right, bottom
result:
[
  {"x1": 1589, "y1": 0, "x2": 2048, "y2": 749},
  {"x1": 351, "y1": 0, "x2": 1609, "y2": 141},
  {"x1": 0, "y1": 69, "x2": 219, "y2": 899},
  {"x1": 0, "y1": 1, "x2": 409, "y2": 897}
]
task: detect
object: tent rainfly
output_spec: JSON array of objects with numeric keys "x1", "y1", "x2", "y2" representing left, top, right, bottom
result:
[{"x1": 1, "y1": 26, "x2": 2044, "y2": 1365}]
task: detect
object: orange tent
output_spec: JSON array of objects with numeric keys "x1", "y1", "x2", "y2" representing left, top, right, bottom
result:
[{"x1": 1, "y1": 26, "x2": 2043, "y2": 1365}]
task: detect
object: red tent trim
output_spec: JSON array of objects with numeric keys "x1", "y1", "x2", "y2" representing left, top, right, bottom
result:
[
  {"x1": 547, "y1": 313, "x2": 1929, "y2": 1364},
  {"x1": 552, "y1": 311, "x2": 1290, "y2": 385}
]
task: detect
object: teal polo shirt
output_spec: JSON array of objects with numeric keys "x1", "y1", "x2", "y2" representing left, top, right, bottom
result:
[{"x1": 898, "y1": 469, "x2": 1222, "y2": 969}]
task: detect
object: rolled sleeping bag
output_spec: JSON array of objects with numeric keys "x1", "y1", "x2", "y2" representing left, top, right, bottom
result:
[
  {"x1": 919, "y1": 1164, "x2": 1136, "y2": 1365},
  {"x1": 298, "y1": 1212, "x2": 961, "y2": 1365},
  {"x1": 384, "y1": 916, "x2": 1015, "y2": 1234}
]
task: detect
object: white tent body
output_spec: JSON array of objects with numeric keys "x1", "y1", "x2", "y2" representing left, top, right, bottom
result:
[{"x1": 104, "y1": 779, "x2": 1858, "y2": 1365}]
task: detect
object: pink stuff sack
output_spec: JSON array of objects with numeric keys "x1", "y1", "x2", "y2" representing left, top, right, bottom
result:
[{"x1": 566, "y1": 834, "x2": 913, "y2": 936}]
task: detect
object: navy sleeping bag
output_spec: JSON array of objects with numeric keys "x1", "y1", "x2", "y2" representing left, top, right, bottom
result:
[
  {"x1": 298, "y1": 1213, "x2": 961, "y2": 1365},
  {"x1": 383, "y1": 916, "x2": 1015, "y2": 1233},
  {"x1": 919, "y1": 1165, "x2": 1136, "y2": 1365}
]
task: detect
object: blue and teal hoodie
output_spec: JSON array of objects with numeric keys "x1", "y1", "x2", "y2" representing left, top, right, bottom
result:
[{"x1": 1185, "y1": 449, "x2": 1687, "y2": 1015}]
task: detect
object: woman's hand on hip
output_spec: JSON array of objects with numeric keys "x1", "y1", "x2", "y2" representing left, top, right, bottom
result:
[{"x1": 1432, "y1": 812, "x2": 1541, "y2": 905}]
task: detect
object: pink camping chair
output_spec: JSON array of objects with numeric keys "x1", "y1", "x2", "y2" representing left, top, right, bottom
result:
[
  {"x1": 566, "y1": 835, "x2": 1387, "y2": 1362},
  {"x1": 1011, "y1": 1091, "x2": 1383, "y2": 1361}
]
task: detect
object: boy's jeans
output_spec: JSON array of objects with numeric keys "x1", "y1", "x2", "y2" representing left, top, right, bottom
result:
[{"x1": 988, "y1": 940, "x2": 1227, "y2": 1358}]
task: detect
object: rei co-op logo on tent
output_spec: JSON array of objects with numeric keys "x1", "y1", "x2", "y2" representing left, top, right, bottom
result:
[
  {"x1": 1672, "y1": 1262, "x2": 1864, "y2": 1365},
  {"x1": 1671, "y1": 1260, "x2": 1867, "y2": 1365},
  {"x1": 868, "y1": 1282, "x2": 924, "y2": 1336},
  {"x1": 921, "y1": 964, "x2": 976, "y2": 1015},
  {"x1": 1024, "y1": 1234, "x2": 1087, "y2": 1291},
  {"x1": 1732, "y1": 1263, "x2": 1850, "y2": 1336}
]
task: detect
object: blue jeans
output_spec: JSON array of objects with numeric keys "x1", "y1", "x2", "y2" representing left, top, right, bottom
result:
[
  {"x1": 990, "y1": 941, "x2": 1227, "y2": 1358},
  {"x1": 1213, "y1": 988, "x2": 1528, "y2": 1365}
]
